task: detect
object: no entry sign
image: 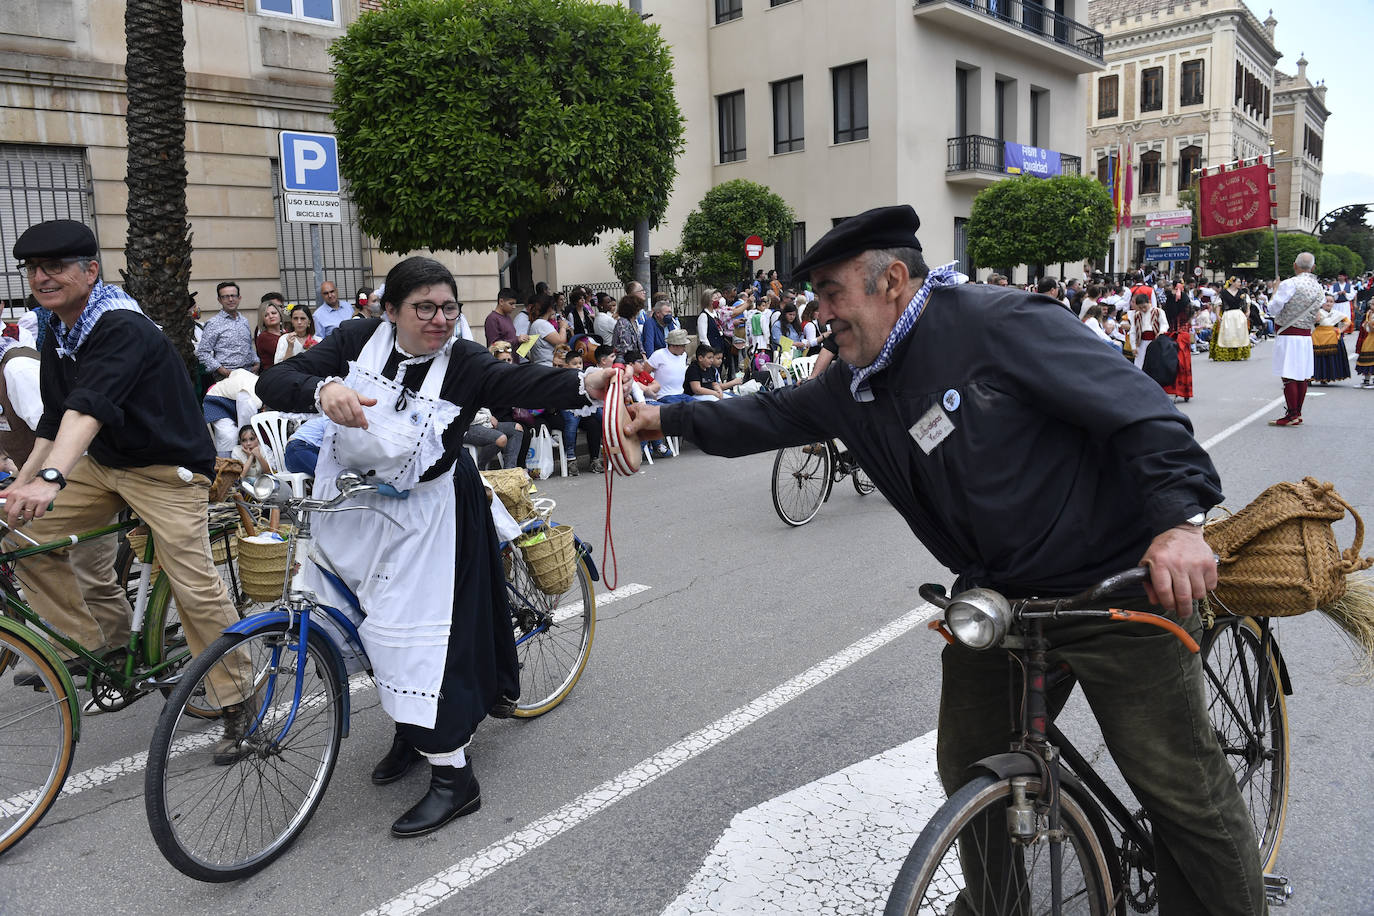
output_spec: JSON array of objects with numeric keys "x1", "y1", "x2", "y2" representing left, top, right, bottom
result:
[{"x1": 744, "y1": 235, "x2": 765, "y2": 260}]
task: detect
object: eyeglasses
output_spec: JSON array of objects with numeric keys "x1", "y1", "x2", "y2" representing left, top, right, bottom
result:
[
  {"x1": 218, "y1": 293, "x2": 241, "y2": 300},
  {"x1": 404, "y1": 300, "x2": 461, "y2": 320},
  {"x1": 20, "y1": 257, "x2": 83, "y2": 278}
]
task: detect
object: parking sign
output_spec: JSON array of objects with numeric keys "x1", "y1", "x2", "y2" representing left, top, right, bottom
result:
[{"x1": 278, "y1": 131, "x2": 340, "y2": 194}]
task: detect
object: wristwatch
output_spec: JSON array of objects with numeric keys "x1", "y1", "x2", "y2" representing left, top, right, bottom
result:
[
  {"x1": 1182, "y1": 511, "x2": 1206, "y2": 528},
  {"x1": 38, "y1": 468, "x2": 67, "y2": 490}
]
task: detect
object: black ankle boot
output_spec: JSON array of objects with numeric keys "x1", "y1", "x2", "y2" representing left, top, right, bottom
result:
[
  {"x1": 391, "y1": 762, "x2": 481, "y2": 838},
  {"x1": 370, "y1": 732, "x2": 421, "y2": 785}
]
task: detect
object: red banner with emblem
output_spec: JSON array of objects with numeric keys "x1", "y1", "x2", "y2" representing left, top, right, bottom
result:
[{"x1": 1199, "y1": 162, "x2": 1275, "y2": 239}]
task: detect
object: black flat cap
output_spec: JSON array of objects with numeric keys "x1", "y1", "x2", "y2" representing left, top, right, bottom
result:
[
  {"x1": 12, "y1": 219, "x2": 98, "y2": 261},
  {"x1": 790, "y1": 205, "x2": 921, "y2": 280}
]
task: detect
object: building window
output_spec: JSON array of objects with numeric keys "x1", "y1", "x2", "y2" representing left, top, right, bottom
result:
[
  {"x1": 1139, "y1": 149, "x2": 1161, "y2": 195},
  {"x1": 1140, "y1": 67, "x2": 1163, "y2": 112},
  {"x1": 270, "y1": 160, "x2": 369, "y2": 305},
  {"x1": 1030, "y1": 89, "x2": 1048, "y2": 147},
  {"x1": 772, "y1": 77, "x2": 804, "y2": 154},
  {"x1": 1178, "y1": 145, "x2": 1201, "y2": 189},
  {"x1": 953, "y1": 217, "x2": 970, "y2": 274},
  {"x1": 769, "y1": 0, "x2": 797, "y2": 6},
  {"x1": 1, "y1": 145, "x2": 95, "y2": 304},
  {"x1": 774, "y1": 222, "x2": 806, "y2": 283},
  {"x1": 258, "y1": 0, "x2": 339, "y2": 26},
  {"x1": 715, "y1": 0, "x2": 742, "y2": 24},
  {"x1": 1304, "y1": 127, "x2": 1324, "y2": 162},
  {"x1": 717, "y1": 90, "x2": 746, "y2": 163},
  {"x1": 832, "y1": 62, "x2": 868, "y2": 144},
  {"x1": 994, "y1": 78, "x2": 1010, "y2": 141},
  {"x1": 1096, "y1": 155, "x2": 1110, "y2": 185},
  {"x1": 1097, "y1": 75, "x2": 1118, "y2": 119},
  {"x1": 1180, "y1": 60, "x2": 1204, "y2": 106}
]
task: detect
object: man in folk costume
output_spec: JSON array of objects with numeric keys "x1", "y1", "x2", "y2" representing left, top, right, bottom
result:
[
  {"x1": 1129, "y1": 291, "x2": 1167, "y2": 369},
  {"x1": 1268, "y1": 252, "x2": 1326, "y2": 427},
  {"x1": 257, "y1": 257, "x2": 625, "y2": 837},
  {"x1": 625, "y1": 205, "x2": 1264, "y2": 915}
]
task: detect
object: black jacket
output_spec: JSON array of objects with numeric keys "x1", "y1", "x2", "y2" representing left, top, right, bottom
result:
[
  {"x1": 662, "y1": 284, "x2": 1222, "y2": 596},
  {"x1": 37, "y1": 310, "x2": 215, "y2": 478}
]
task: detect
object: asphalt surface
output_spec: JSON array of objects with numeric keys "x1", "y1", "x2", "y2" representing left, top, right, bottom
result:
[{"x1": 3, "y1": 344, "x2": 1371, "y2": 915}]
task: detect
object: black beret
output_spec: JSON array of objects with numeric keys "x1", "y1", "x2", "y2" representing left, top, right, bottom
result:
[
  {"x1": 790, "y1": 205, "x2": 921, "y2": 280},
  {"x1": 12, "y1": 219, "x2": 98, "y2": 261}
]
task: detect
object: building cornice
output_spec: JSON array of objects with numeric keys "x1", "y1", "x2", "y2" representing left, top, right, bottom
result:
[{"x1": 1102, "y1": 10, "x2": 1279, "y2": 65}]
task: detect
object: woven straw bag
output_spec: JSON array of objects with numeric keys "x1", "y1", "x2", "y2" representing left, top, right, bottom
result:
[
  {"x1": 209, "y1": 457, "x2": 245, "y2": 503},
  {"x1": 517, "y1": 524, "x2": 578, "y2": 595},
  {"x1": 481, "y1": 468, "x2": 536, "y2": 522},
  {"x1": 1204, "y1": 477, "x2": 1371, "y2": 617}
]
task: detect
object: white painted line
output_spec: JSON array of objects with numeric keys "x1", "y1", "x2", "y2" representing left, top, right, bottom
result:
[
  {"x1": 4, "y1": 586, "x2": 652, "y2": 813},
  {"x1": 0, "y1": 671, "x2": 375, "y2": 814},
  {"x1": 361, "y1": 601, "x2": 940, "y2": 916},
  {"x1": 663, "y1": 731, "x2": 944, "y2": 915},
  {"x1": 1199, "y1": 396, "x2": 1286, "y2": 450},
  {"x1": 553, "y1": 581, "x2": 651, "y2": 623}
]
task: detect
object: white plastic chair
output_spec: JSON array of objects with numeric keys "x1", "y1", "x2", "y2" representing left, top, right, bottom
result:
[
  {"x1": 761, "y1": 361, "x2": 790, "y2": 390},
  {"x1": 549, "y1": 428, "x2": 569, "y2": 477},
  {"x1": 249, "y1": 411, "x2": 310, "y2": 498},
  {"x1": 789, "y1": 355, "x2": 818, "y2": 384}
]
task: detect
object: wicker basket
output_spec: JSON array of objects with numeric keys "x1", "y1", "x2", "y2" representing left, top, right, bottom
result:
[
  {"x1": 1204, "y1": 477, "x2": 1372, "y2": 617},
  {"x1": 517, "y1": 524, "x2": 577, "y2": 595},
  {"x1": 236, "y1": 532, "x2": 292, "y2": 602},
  {"x1": 482, "y1": 468, "x2": 536, "y2": 522}
]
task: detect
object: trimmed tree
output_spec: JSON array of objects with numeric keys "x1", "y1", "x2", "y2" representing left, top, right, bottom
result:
[
  {"x1": 967, "y1": 174, "x2": 1114, "y2": 274},
  {"x1": 331, "y1": 0, "x2": 683, "y2": 296},
  {"x1": 677, "y1": 180, "x2": 794, "y2": 290},
  {"x1": 121, "y1": 0, "x2": 196, "y2": 373}
]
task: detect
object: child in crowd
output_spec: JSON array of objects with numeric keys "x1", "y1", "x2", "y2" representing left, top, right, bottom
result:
[
  {"x1": 560, "y1": 353, "x2": 604, "y2": 476},
  {"x1": 232, "y1": 425, "x2": 272, "y2": 476}
]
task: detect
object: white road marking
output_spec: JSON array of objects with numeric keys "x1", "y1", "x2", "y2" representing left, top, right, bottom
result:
[
  {"x1": 361, "y1": 601, "x2": 940, "y2": 916},
  {"x1": 662, "y1": 730, "x2": 944, "y2": 916},
  {"x1": 2, "y1": 584, "x2": 649, "y2": 815},
  {"x1": 1199, "y1": 396, "x2": 1286, "y2": 450}
]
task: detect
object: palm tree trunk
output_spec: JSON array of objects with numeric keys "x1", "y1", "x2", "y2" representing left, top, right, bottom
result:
[{"x1": 121, "y1": 0, "x2": 197, "y2": 376}]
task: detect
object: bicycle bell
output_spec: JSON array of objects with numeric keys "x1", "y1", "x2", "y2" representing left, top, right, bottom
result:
[{"x1": 945, "y1": 587, "x2": 1011, "y2": 650}]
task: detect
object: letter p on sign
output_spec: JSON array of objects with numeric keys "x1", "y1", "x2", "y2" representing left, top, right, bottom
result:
[{"x1": 278, "y1": 131, "x2": 341, "y2": 194}]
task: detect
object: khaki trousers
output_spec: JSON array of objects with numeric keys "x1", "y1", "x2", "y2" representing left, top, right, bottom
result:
[{"x1": 17, "y1": 456, "x2": 247, "y2": 703}]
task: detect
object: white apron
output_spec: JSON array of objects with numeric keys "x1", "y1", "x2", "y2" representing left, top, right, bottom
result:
[{"x1": 306, "y1": 323, "x2": 464, "y2": 729}]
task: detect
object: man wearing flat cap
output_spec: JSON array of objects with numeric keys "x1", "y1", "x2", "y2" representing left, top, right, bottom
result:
[
  {"x1": 5, "y1": 219, "x2": 250, "y2": 760},
  {"x1": 627, "y1": 204, "x2": 1262, "y2": 914}
]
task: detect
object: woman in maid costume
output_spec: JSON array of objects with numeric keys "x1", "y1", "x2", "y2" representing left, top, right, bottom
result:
[{"x1": 257, "y1": 257, "x2": 623, "y2": 837}]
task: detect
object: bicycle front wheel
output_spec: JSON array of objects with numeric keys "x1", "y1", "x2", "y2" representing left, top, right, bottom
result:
[
  {"x1": 885, "y1": 774, "x2": 1117, "y2": 916},
  {"x1": 145, "y1": 624, "x2": 344, "y2": 881},
  {"x1": 1201, "y1": 615, "x2": 1289, "y2": 870},
  {"x1": 506, "y1": 549, "x2": 596, "y2": 717},
  {"x1": 0, "y1": 628, "x2": 76, "y2": 857},
  {"x1": 771, "y1": 444, "x2": 831, "y2": 527}
]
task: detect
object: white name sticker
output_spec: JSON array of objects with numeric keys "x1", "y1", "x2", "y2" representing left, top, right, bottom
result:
[{"x1": 910, "y1": 404, "x2": 955, "y2": 455}]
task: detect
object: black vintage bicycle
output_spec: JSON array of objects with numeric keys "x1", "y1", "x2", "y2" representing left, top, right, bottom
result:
[
  {"x1": 884, "y1": 567, "x2": 1292, "y2": 915},
  {"x1": 770, "y1": 439, "x2": 877, "y2": 527}
]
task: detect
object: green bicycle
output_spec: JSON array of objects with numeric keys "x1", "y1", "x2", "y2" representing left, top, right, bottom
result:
[{"x1": 0, "y1": 505, "x2": 240, "y2": 856}]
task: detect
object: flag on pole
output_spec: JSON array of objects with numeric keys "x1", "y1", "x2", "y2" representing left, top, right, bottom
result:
[{"x1": 1121, "y1": 142, "x2": 1133, "y2": 232}]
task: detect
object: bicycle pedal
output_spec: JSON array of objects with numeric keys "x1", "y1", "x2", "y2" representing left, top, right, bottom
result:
[{"x1": 1263, "y1": 873, "x2": 1292, "y2": 906}]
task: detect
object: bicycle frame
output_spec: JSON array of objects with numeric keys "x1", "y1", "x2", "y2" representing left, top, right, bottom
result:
[{"x1": 0, "y1": 517, "x2": 191, "y2": 694}]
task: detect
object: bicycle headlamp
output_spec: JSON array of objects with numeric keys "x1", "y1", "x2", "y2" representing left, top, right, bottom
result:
[
  {"x1": 249, "y1": 475, "x2": 281, "y2": 502},
  {"x1": 945, "y1": 588, "x2": 1011, "y2": 650}
]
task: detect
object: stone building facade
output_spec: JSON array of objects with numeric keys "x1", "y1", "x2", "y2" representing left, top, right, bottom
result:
[
  {"x1": 1083, "y1": 0, "x2": 1308, "y2": 271},
  {"x1": 1270, "y1": 56, "x2": 1327, "y2": 235}
]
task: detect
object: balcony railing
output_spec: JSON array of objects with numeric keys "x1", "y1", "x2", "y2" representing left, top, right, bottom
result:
[
  {"x1": 915, "y1": 0, "x2": 1105, "y2": 63},
  {"x1": 947, "y1": 135, "x2": 1081, "y2": 177}
]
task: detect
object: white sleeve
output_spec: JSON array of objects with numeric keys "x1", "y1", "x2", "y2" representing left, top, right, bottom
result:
[
  {"x1": 5, "y1": 359, "x2": 44, "y2": 431},
  {"x1": 1270, "y1": 278, "x2": 1296, "y2": 312},
  {"x1": 697, "y1": 311, "x2": 709, "y2": 341}
]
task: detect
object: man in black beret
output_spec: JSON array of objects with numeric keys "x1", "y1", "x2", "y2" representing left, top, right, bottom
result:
[
  {"x1": 5, "y1": 219, "x2": 252, "y2": 762},
  {"x1": 625, "y1": 204, "x2": 1263, "y2": 914}
]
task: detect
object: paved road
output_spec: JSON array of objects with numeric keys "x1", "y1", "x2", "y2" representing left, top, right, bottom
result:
[{"x1": 5, "y1": 346, "x2": 1371, "y2": 915}]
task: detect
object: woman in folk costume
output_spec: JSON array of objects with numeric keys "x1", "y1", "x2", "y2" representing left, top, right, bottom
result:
[
  {"x1": 1128, "y1": 291, "x2": 1166, "y2": 369},
  {"x1": 1356, "y1": 299, "x2": 1374, "y2": 388},
  {"x1": 1312, "y1": 294, "x2": 1353, "y2": 384},
  {"x1": 257, "y1": 257, "x2": 624, "y2": 838},
  {"x1": 1210, "y1": 278, "x2": 1252, "y2": 361}
]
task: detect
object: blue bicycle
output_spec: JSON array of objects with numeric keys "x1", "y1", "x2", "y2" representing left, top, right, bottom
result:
[{"x1": 143, "y1": 471, "x2": 598, "y2": 881}]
